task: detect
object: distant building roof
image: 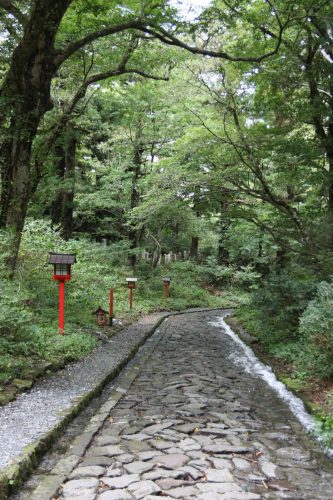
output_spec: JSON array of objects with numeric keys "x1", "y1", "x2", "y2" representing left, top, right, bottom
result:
[{"x1": 48, "y1": 252, "x2": 77, "y2": 264}]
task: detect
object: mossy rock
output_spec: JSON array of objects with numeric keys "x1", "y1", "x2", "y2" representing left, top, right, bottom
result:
[
  {"x1": 13, "y1": 379, "x2": 34, "y2": 390},
  {"x1": 0, "y1": 387, "x2": 18, "y2": 405},
  {"x1": 22, "y1": 361, "x2": 52, "y2": 378}
]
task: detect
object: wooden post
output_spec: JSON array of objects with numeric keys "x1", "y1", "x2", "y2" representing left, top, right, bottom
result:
[
  {"x1": 109, "y1": 288, "x2": 114, "y2": 326},
  {"x1": 163, "y1": 283, "x2": 169, "y2": 301},
  {"x1": 129, "y1": 286, "x2": 133, "y2": 309}
]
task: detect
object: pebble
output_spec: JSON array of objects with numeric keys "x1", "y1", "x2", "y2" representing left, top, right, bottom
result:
[
  {"x1": 98, "y1": 490, "x2": 132, "y2": 500},
  {"x1": 205, "y1": 468, "x2": 234, "y2": 482},
  {"x1": 166, "y1": 485, "x2": 199, "y2": 497}
]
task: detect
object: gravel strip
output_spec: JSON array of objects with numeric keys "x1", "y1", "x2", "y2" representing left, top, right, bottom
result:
[{"x1": 0, "y1": 313, "x2": 168, "y2": 469}]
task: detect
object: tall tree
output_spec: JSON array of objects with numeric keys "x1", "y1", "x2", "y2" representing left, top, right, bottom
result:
[{"x1": 0, "y1": 0, "x2": 285, "y2": 272}]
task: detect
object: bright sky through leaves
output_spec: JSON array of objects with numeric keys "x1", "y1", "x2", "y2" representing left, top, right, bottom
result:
[{"x1": 170, "y1": 0, "x2": 211, "y2": 20}]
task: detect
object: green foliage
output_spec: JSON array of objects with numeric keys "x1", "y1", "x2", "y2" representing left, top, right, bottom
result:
[
  {"x1": 299, "y1": 280, "x2": 333, "y2": 378},
  {"x1": 0, "y1": 280, "x2": 33, "y2": 337},
  {"x1": 239, "y1": 268, "x2": 316, "y2": 347},
  {"x1": 317, "y1": 414, "x2": 333, "y2": 450},
  {"x1": 200, "y1": 257, "x2": 261, "y2": 289},
  {"x1": 31, "y1": 325, "x2": 96, "y2": 363}
]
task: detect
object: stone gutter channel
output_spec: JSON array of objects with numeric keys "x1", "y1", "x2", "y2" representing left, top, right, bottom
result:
[{"x1": 0, "y1": 308, "x2": 226, "y2": 499}]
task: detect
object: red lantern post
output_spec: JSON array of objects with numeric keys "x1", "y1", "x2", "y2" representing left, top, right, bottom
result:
[
  {"x1": 48, "y1": 253, "x2": 76, "y2": 335},
  {"x1": 59, "y1": 280, "x2": 65, "y2": 333},
  {"x1": 126, "y1": 278, "x2": 138, "y2": 310}
]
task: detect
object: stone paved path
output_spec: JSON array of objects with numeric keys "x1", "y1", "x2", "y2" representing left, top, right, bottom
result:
[{"x1": 30, "y1": 311, "x2": 333, "y2": 499}]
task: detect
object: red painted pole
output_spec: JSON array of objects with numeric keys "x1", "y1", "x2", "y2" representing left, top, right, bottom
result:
[
  {"x1": 109, "y1": 288, "x2": 114, "y2": 326},
  {"x1": 129, "y1": 286, "x2": 133, "y2": 310},
  {"x1": 58, "y1": 280, "x2": 65, "y2": 335}
]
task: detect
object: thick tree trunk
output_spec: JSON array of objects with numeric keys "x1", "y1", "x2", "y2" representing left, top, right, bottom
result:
[
  {"x1": 0, "y1": 108, "x2": 40, "y2": 271},
  {"x1": 0, "y1": 0, "x2": 72, "y2": 272}
]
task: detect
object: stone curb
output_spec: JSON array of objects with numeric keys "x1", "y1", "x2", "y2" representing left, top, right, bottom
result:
[{"x1": 0, "y1": 307, "x2": 227, "y2": 499}]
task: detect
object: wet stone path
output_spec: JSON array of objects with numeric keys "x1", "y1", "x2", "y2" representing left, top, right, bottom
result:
[{"x1": 30, "y1": 311, "x2": 333, "y2": 499}]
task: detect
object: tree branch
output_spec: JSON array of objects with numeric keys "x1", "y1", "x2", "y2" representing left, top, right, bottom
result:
[
  {"x1": 54, "y1": 21, "x2": 145, "y2": 67},
  {"x1": 139, "y1": 24, "x2": 284, "y2": 63},
  {"x1": 55, "y1": 13, "x2": 285, "y2": 69}
]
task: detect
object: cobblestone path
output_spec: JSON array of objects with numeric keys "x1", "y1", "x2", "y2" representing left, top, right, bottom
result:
[{"x1": 35, "y1": 311, "x2": 333, "y2": 499}]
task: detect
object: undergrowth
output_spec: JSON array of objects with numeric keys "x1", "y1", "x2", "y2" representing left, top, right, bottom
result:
[{"x1": 0, "y1": 221, "x2": 245, "y2": 386}]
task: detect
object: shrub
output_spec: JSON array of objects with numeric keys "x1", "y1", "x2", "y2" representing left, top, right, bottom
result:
[
  {"x1": 233, "y1": 265, "x2": 261, "y2": 288},
  {"x1": 200, "y1": 257, "x2": 260, "y2": 288},
  {"x1": 31, "y1": 325, "x2": 96, "y2": 363},
  {"x1": 199, "y1": 257, "x2": 231, "y2": 285},
  {"x1": 299, "y1": 279, "x2": 333, "y2": 377},
  {"x1": 0, "y1": 280, "x2": 33, "y2": 337},
  {"x1": 241, "y1": 269, "x2": 315, "y2": 347}
]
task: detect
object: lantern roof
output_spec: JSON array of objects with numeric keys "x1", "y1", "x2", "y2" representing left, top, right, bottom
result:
[
  {"x1": 48, "y1": 252, "x2": 77, "y2": 264},
  {"x1": 92, "y1": 306, "x2": 108, "y2": 315}
]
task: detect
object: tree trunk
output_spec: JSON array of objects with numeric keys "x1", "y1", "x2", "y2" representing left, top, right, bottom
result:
[
  {"x1": 50, "y1": 128, "x2": 76, "y2": 240},
  {"x1": 217, "y1": 201, "x2": 229, "y2": 265},
  {"x1": 275, "y1": 247, "x2": 287, "y2": 269},
  {"x1": 50, "y1": 143, "x2": 66, "y2": 226},
  {"x1": 189, "y1": 236, "x2": 199, "y2": 261},
  {"x1": 60, "y1": 130, "x2": 76, "y2": 240},
  {"x1": 128, "y1": 133, "x2": 144, "y2": 268},
  {"x1": 0, "y1": 108, "x2": 39, "y2": 272},
  {"x1": 0, "y1": 0, "x2": 72, "y2": 272},
  {"x1": 327, "y1": 150, "x2": 333, "y2": 212}
]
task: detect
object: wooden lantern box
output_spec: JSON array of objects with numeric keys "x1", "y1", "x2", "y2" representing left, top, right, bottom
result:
[{"x1": 92, "y1": 306, "x2": 109, "y2": 326}]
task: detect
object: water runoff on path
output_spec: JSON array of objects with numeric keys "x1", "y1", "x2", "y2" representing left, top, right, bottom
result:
[{"x1": 210, "y1": 314, "x2": 333, "y2": 458}]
